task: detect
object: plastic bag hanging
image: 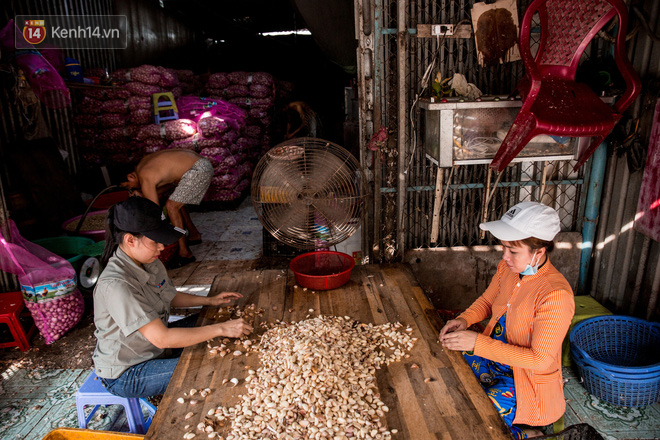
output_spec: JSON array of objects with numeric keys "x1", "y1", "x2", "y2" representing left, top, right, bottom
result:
[{"x1": 0, "y1": 220, "x2": 84, "y2": 344}]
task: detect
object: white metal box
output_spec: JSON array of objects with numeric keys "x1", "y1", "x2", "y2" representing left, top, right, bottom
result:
[{"x1": 420, "y1": 96, "x2": 580, "y2": 167}]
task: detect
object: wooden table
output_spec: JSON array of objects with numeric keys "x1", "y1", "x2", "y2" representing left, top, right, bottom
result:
[{"x1": 146, "y1": 264, "x2": 513, "y2": 440}]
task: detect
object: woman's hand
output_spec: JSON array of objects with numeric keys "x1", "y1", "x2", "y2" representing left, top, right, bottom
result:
[
  {"x1": 440, "y1": 330, "x2": 478, "y2": 352},
  {"x1": 207, "y1": 291, "x2": 243, "y2": 307},
  {"x1": 439, "y1": 318, "x2": 467, "y2": 339},
  {"x1": 217, "y1": 318, "x2": 253, "y2": 338}
]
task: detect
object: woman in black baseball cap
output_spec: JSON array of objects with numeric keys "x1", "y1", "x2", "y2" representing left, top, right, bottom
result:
[{"x1": 92, "y1": 197, "x2": 253, "y2": 398}]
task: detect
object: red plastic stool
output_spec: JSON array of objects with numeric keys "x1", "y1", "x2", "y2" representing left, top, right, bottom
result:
[{"x1": 0, "y1": 291, "x2": 35, "y2": 351}]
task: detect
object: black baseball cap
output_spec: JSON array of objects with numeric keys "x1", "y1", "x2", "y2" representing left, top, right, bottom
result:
[{"x1": 113, "y1": 197, "x2": 183, "y2": 245}]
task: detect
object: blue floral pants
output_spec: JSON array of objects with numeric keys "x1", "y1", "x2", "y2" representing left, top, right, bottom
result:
[{"x1": 463, "y1": 314, "x2": 528, "y2": 439}]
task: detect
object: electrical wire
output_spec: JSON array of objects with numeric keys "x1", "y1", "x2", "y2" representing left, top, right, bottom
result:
[{"x1": 407, "y1": 34, "x2": 443, "y2": 175}]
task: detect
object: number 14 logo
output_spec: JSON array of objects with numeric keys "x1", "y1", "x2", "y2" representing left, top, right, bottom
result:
[{"x1": 23, "y1": 20, "x2": 46, "y2": 45}]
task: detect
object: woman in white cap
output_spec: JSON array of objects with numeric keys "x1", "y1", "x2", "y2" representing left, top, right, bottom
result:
[
  {"x1": 92, "y1": 197, "x2": 253, "y2": 398},
  {"x1": 439, "y1": 201, "x2": 574, "y2": 439}
]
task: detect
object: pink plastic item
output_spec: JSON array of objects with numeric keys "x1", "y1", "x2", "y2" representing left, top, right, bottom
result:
[
  {"x1": 0, "y1": 20, "x2": 71, "y2": 109},
  {"x1": 0, "y1": 220, "x2": 84, "y2": 344}
]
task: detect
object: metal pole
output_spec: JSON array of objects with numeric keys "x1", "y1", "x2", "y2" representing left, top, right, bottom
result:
[
  {"x1": 578, "y1": 141, "x2": 607, "y2": 295},
  {"x1": 373, "y1": 0, "x2": 383, "y2": 262},
  {"x1": 396, "y1": 0, "x2": 407, "y2": 259},
  {"x1": 355, "y1": 0, "x2": 376, "y2": 263}
]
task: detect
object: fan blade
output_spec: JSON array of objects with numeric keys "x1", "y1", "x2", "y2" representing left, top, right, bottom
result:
[
  {"x1": 265, "y1": 201, "x2": 311, "y2": 238},
  {"x1": 260, "y1": 159, "x2": 306, "y2": 195},
  {"x1": 257, "y1": 185, "x2": 297, "y2": 204},
  {"x1": 303, "y1": 151, "x2": 352, "y2": 194},
  {"x1": 314, "y1": 168, "x2": 358, "y2": 199},
  {"x1": 311, "y1": 199, "x2": 353, "y2": 226}
]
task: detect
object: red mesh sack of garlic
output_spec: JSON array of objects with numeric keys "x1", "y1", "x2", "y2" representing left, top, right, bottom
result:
[
  {"x1": 100, "y1": 99, "x2": 128, "y2": 114},
  {"x1": 125, "y1": 81, "x2": 161, "y2": 97},
  {"x1": 129, "y1": 64, "x2": 161, "y2": 84},
  {"x1": 157, "y1": 66, "x2": 179, "y2": 88}
]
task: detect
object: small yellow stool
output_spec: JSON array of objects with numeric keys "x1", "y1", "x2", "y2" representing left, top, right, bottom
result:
[
  {"x1": 151, "y1": 92, "x2": 178, "y2": 124},
  {"x1": 562, "y1": 295, "x2": 612, "y2": 367}
]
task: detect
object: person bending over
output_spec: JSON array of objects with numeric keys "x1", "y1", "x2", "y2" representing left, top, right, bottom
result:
[
  {"x1": 122, "y1": 149, "x2": 213, "y2": 268},
  {"x1": 439, "y1": 202, "x2": 574, "y2": 439},
  {"x1": 93, "y1": 197, "x2": 252, "y2": 398}
]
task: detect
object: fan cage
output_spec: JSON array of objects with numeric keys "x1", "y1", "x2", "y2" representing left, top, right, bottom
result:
[{"x1": 252, "y1": 138, "x2": 363, "y2": 250}]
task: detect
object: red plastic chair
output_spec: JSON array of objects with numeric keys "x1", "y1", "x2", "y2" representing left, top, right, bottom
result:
[
  {"x1": 0, "y1": 291, "x2": 35, "y2": 351},
  {"x1": 490, "y1": 0, "x2": 641, "y2": 172}
]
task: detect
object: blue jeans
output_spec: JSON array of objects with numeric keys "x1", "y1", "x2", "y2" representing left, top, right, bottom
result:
[{"x1": 100, "y1": 314, "x2": 198, "y2": 398}]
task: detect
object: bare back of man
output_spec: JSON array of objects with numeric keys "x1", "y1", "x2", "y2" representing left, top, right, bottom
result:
[
  {"x1": 122, "y1": 149, "x2": 211, "y2": 266},
  {"x1": 128, "y1": 150, "x2": 203, "y2": 201}
]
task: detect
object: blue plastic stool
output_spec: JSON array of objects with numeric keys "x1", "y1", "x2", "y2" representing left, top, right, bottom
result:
[{"x1": 76, "y1": 372, "x2": 156, "y2": 434}]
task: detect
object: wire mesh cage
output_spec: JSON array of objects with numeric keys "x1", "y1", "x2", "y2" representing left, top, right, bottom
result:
[{"x1": 371, "y1": 0, "x2": 596, "y2": 258}]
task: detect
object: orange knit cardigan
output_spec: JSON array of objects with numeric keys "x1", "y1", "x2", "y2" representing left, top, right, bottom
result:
[{"x1": 458, "y1": 258, "x2": 575, "y2": 426}]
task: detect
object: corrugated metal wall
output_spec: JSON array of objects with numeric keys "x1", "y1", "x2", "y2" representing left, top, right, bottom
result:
[
  {"x1": 0, "y1": 0, "x2": 198, "y2": 292},
  {"x1": 590, "y1": 0, "x2": 660, "y2": 322},
  {"x1": 114, "y1": 0, "x2": 199, "y2": 68},
  {"x1": 1, "y1": 0, "x2": 117, "y2": 177}
]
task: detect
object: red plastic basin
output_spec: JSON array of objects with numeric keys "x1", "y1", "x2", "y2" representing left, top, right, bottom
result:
[{"x1": 289, "y1": 251, "x2": 355, "y2": 291}]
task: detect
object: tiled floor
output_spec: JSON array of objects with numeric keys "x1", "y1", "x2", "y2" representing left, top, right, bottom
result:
[
  {"x1": 1, "y1": 197, "x2": 659, "y2": 439},
  {"x1": 562, "y1": 367, "x2": 660, "y2": 440},
  {"x1": 0, "y1": 368, "x2": 136, "y2": 439}
]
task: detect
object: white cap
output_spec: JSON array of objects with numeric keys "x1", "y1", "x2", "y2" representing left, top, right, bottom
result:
[{"x1": 479, "y1": 202, "x2": 561, "y2": 241}]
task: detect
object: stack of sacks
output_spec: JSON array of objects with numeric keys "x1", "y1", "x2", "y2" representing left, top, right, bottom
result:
[
  {"x1": 175, "y1": 69, "x2": 203, "y2": 95},
  {"x1": 72, "y1": 64, "x2": 183, "y2": 167},
  {"x1": 204, "y1": 71, "x2": 276, "y2": 163},
  {"x1": 83, "y1": 67, "x2": 110, "y2": 80},
  {"x1": 175, "y1": 97, "x2": 251, "y2": 202}
]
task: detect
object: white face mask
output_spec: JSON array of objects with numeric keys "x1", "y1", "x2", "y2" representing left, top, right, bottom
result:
[{"x1": 520, "y1": 250, "x2": 539, "y2": 276}]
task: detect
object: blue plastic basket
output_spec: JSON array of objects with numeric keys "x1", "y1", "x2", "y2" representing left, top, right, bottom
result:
[
  {"x1": 572, "y1": 349, "x2": 660, "y2": 380},
  {"x1": 570, "y1": 315, "x2": 660, "y2": 407},
  {"x1": 576, "y1": 363, "x2": 660, "y2": 408},
  {"x1": 570, "y1": 315, "x2": 660, "y2": 373}
]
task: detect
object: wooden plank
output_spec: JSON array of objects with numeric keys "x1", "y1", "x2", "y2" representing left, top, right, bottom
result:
[
  {"x1": 425, "y1": 307, "x2": 513, "y2": 439},
  {"x1": 381, "y1": 265, "x2": 511, "y2": 439},
  {"x1": 146, "y1": 269, "x2": 287, "y2": 440},
  {"x1": 146, "y1": 265, "x2": 513, "y2": 440},
  {"x1": 169, "y1": 260, "x2": 258, "y2": 286}
]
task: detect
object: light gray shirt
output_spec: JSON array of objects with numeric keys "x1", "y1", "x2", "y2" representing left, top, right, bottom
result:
[{"x1": 92, "y1": 247, "x2": 177, "y2": 379}]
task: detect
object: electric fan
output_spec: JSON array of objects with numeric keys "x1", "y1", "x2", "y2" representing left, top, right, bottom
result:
[{"x1": 251, "y1": 137, "x2": 364, "y2": 289}]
